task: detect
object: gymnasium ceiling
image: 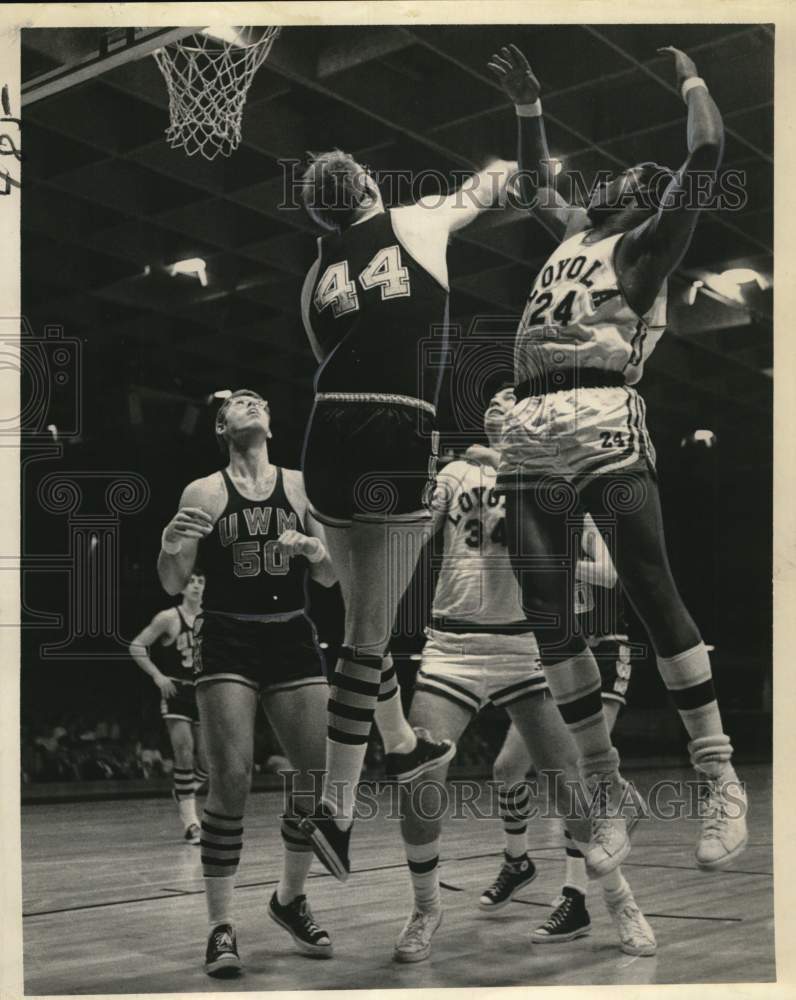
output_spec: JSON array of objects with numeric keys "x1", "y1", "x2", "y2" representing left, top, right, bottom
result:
[{"x1": 21, "y1": 23, "x2": 774, "y2": 444}]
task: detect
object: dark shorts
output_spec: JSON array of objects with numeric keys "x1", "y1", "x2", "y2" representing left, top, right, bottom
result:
[
  {"x1": 193, "y1": 611, "x2": 327, "y2": 696},
  {"x1": 592, "y1": 637, "x2": 633, "y2": 709},
  {"x1": 160, "y1": 679, "x2": 199, "y2": 724},
  {"x1": 302, "y1": 397, "x2": 439, "y2": 527}
]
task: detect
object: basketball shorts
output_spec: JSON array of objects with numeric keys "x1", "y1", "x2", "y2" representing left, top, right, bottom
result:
[
  {"x1": 415, "y1": 627, "x2": 549, "y2": 715},
  {"x1": 302, "y1": 396, "x2": 439, "y2": 527},
  {"x1": 160, "y1": 679, "x2": 199, "y2": 724},
  {"x1": 498, "y1": 384, "x2": 656, "y2": 487},
  {"x1": 590, "y1": 636, "x2": 633, "y2": 708},
  {"x1": 193, "y1": 611, "x2": 327, "y2": 696}
]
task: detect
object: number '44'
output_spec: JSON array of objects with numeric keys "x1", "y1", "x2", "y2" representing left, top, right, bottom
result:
[{"x1": 314, "y1": 245, "x2": 410, "y2": 317}]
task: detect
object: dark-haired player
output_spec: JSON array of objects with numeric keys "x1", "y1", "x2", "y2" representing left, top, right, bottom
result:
[
  {"x1": 130, "y1": 571, "x2": 207, "y2": 844},
  {"x1": 297, "y1": 149, "x2": 517, "y2": 880},
  {"x1": 487, "y1": 43, "x2": 746, "y2": 872},
  {"x1": 158, "y1": 390, "x2": 337, "y2": 977}
]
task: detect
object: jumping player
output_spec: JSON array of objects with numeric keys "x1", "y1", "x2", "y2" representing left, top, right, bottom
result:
[
  {"x1": 393, "y1": 391, "x2": 654, "y2": 962},
  {"x1": 297, "y1": 150, "x2": 516, "y2": 879},
  {"x1": 130, "y1": 571, "x2": 207, "y2": 844},
  {"x1": 158, "y1": 390, "x2": 337, "y2": 977},
  {"x1": 487, "y1": 43, "x2": 746, "y2": 871}
]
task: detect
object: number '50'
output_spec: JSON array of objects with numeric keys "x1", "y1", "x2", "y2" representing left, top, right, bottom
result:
[{"x1": 232, "y1": 540, "x2": 290, "y2": 577}]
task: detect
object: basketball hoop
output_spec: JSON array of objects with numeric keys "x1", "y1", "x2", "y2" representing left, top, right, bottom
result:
[{"x1": 153, "y1": 26, "x2": 280, "y2": 160}]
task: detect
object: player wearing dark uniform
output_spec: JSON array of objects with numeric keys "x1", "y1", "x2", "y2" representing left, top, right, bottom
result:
[
  {"x1": 130, "y1": 572, "x2": 207, "y2": 844},
  {"x1": 158, "y1": 390, "x2": 337, "y2": 978},
  {"x1": 488, "y1": 43, "x2": 746, "y2": 873},
  {"x1": 297, "y1": 149, "x2": 516, "y2": 881}
]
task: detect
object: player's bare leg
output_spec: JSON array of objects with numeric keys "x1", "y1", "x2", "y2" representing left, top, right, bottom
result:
[
  {"x1": 394, "y1": 691, "x2": 472, "y2": 962},
  {"x1": 262, "y1": 683, "x2": 334, "y2": 958},
  {"x1": 165, "y1": 718, "x2": 200, "y2": 843},
  {"x1": 196, "y1": 681, "x2": 258, "y2": 977},
  {"x1": 582, "y1": 468, "x2": 748, "y2": 870},
  {"x1": 192, "y1": 722, "x2": 209, "y2": 796},
  {"x1": 504, "y1": 480, "x2": 630, "y2": 877},
  {"x1": 300, "y1": 519, "x2": 455, "y2": 881}
]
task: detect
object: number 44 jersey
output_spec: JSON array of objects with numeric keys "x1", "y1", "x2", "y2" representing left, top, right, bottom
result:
[
  {"x1": 430, "y1": 458, "x2": 526, "y2": 629},
  {"x1": 307, "y1": 211, "x2": 449, "y2": 407}
]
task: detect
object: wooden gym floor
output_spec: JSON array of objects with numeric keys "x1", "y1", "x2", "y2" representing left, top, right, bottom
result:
[{"x1": 21, "y1": 763, "x2": 774, "y2": 993}]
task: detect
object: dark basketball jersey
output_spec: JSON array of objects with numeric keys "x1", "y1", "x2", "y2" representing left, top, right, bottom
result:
[
  {"x1": 308, "y1": 211, "x2": 449, "y2": 406},
  {"x1": 574, "y1": 580, "x2": 629, "y2": 641},
  {"x1": 150, "y1": 607, "x2": 195, "y2": 681},
  {"x1": 200, "y1": 468, "x2": 309, "y2": 617}
]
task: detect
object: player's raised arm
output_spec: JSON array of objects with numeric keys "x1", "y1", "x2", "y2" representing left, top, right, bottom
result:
[
  {"x1": 618, "y1": 47, "x2": 724, "y2": 300},
  {"x1": 488, "y1": 44, "x2": 589, "y2": 240},
  {"x1": 157, "y1": 479, "x2": 214, "y2": 595}
]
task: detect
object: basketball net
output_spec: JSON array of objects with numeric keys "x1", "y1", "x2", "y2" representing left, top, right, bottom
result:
[{"x1": 154, "y1": 27, "x2": 280, "y2": 160}]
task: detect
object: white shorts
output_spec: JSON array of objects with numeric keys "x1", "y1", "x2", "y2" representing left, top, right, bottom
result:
[
  {"x1": 498, "y1": 384, "x2": 656, "y2": 486},
  {"x1": 415, "y1": 627, "x2": 548, "y2": 714}
]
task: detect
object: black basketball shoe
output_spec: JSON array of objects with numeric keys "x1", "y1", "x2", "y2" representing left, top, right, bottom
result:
[
  {"x1": 530, "y1": 887, "x2": 591, "y2": 944},
  {"x1": 205, "y1": 922, "x2": 241, "y2": 977},
  {"x1": 479, "y1": 852, "x2": 538, "y2": 911},
  {"x1": 298, "y1": 803, "x2": 352, "y2": 882},
  {"x1": 383, "y1": 727, "x2": 457, "y2": 783},
  {"x1": 268, "y1": 891, "x2": 333, "y2": 957}
]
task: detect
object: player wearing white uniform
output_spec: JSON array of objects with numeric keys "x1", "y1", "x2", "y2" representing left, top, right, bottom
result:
[
  {"x1": 487, "y1": 44, "x2": 746, "y2": 873},
  {"x1": 393, "y1": 391, "x2": 654, "y2": 963}
]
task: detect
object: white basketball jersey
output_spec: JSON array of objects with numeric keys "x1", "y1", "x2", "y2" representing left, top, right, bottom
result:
[
  {"x1": 430, "y1": 459, "x2": 525, "y2": 626},
  {"x1": 514, "y1": 229, "x2": 667, "y2": 386}
]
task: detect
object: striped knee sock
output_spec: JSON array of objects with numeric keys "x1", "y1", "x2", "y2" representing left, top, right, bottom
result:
[
  {"x1": 404, "y1": 839, "x2": 441, "y2": 912},
  {"x1": 201, "y1": 809, "x2": 243, "y2": 928},
  {"x1": 499, "y1": 783, "x2": 532, "y2": 859},
  {"x1": 657, "y1": 643, "x2": 732, "y2": 777},
  {"x1": 174, "y1": 767, "x2": 198, "y2": 827},
  {"x1": 193, "y1": 766, "x2": 209, "y2": 794},
  {"x1": 374, "y1": 654, "x2": 416, "y2": 755},
  {"x1": 544, "y1": 650, "x2": 620, "y2": 778},
  {"x1": 563, "y1": 827, "x2": 587, "y2": 894},
  {"x1": 324, "y1": 645, "x2": 383, "y2": 824},
  {"x1": 278, "y1": 810, "x2": 314, "y2": 905}
]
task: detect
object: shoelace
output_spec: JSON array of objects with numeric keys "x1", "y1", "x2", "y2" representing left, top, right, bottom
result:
[
  {"x1": 489, "y1": 862, "x2": 524, "y2": 897},
  {"x1": 540, "y1": 895, "x2": 575, "y2": 931},
  {"x1": 701, "y1": 781, "x2": 727, "y2": 837},
  {"x1": 609, "y1": 898, "x2": 650, "y2": 943},
  {"x1": 212, "y1": 927, "x2": 234, "y2": 953},
  {"x1": 293, "y1": 899, "x2": 324, "y2": 939},
  {"x1": 403, "y1": 910, "x2": 433, "y2": 944}
]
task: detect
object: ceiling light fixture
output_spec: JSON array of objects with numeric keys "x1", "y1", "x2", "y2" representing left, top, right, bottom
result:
[{"x1": 168, "y1": 257, "x2": 208, "y2": 287}]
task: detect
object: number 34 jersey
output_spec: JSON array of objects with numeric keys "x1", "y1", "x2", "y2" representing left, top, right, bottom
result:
[
  {"x1": 200, "y1": 467, "x2": 310, "y2": 617},
  {"x1": 307, "y1": 210, "x2": 449, "y2": 406},
  {"x1": 515, "y1": 229, "x2": 667, "y2": 387},
  {"x1": 430, "y1": 459, "x2": 526, "y2": 628}
]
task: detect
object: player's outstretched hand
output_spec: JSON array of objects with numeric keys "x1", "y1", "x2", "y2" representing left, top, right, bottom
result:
[
  {"x1": 164, "y1": 507, "x2": 213, "y2": 544},
  {"x1": 487, "y1": 44, "x2": 540, "y2": 104},
  {"x1": 657, "y1": 46, "x2": 699, "y2": 91}
]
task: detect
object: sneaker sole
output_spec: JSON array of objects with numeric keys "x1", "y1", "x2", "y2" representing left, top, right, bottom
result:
[
  {"x1": 205, "y1": 956, "x2": 242, "y2": 978},
  {"x1": 620, "y1": 939, "x2": 657, "y2": 956},
  {"x1": 298, "y1": 818, "x2": 350, "y2": 883},
  {"x1": 268, "y1": 906, "x2": 334, "y2": 959},
  {"x1": 530, "y1": 922, "x2": 591, "y2": 944},
  {"x1": 393, "y1": 910, "x2": 443, "y2": 963},
  {"x1": 390, "y1": 742, "x2": 457, "y2": 784},
  {"x1": 696, "y1": 833, "x2": 749, "y2": 871},
  {"x1": 478, "y1": 868, "x2": 538, "y2": 912}
]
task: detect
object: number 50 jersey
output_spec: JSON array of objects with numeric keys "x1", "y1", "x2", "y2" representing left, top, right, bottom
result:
[
  {"x1": 307, "y1": 211, "x2": 449, "y2": 407},
  {"x1": 430, "y1": 459, "x2": 526, "y2": 629}
]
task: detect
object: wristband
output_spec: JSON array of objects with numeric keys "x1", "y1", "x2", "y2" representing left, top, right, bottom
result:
[
  {"x1": 304, "y1": 537, "x2": 326, "y2": 564},
  {"x1": 515, "y1": 99, "x2": 542, "y2": 118},
  {"x1": 681, "y1": 77, "x2": 707, "y2": 102},
  {"x1": 161, "y1": 527, "x2": 183, "y2": 555}
]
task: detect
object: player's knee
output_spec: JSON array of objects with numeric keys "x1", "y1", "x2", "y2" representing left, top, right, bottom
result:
[{"x1": 493, "y1": 752, "x2": 525, "y2": 787}]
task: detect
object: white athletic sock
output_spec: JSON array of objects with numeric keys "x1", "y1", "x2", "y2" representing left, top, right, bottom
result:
[
  {"x1": 205, "y1": 874, "x2": 235, "y2": 929},
  {"x1": 404, "y1": 839, "x2": 441, "y2": 913},
  {"x1": 564, "y1": 827, "x2": 588, "y2": 894},
  {"x1": 374, "y1": 657, "x2": 416, "y2": 755},
  {"x1": 599, "y1": 868, "x2": 630, "y2": 898},
  {"x1": 322, "y1": 739, "x2": 367, "y2": 828},
  {"x1": 277, "y1": 850, "x2": 314, "y2": 906},
  {"x1": 178, "y1": 794, "x2": 199, "y2": 829}
]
